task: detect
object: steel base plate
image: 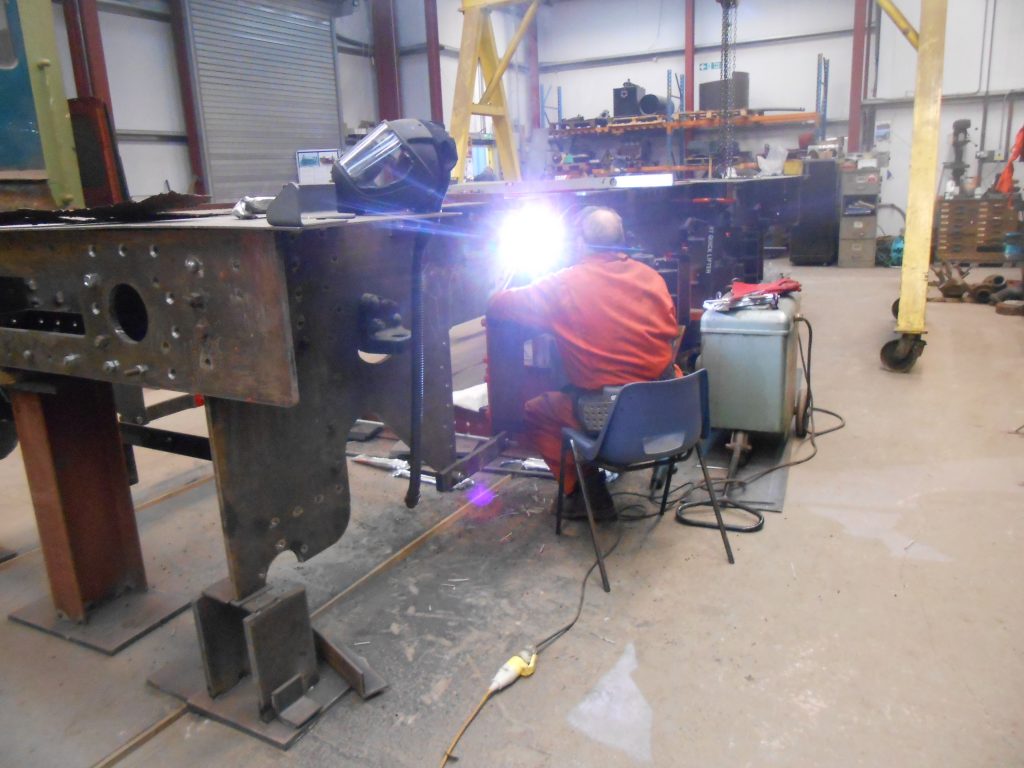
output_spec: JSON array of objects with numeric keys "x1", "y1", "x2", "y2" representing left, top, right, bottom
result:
[
  {"x1": 8, "y1": 589, "x2": 190, "y2": 655},
  {"x1": 149, "y1": 656, "x2": 351, "y2": 749}
]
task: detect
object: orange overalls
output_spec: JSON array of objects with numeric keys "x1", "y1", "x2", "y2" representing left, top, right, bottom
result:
[{"x1": 488, "y1": 252, "x2": 679, "y2": 493}]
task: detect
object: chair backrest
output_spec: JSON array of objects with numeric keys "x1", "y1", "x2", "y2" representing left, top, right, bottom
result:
[{"x1": 592, "y1": 369, "x2": 709, "y2": 466}]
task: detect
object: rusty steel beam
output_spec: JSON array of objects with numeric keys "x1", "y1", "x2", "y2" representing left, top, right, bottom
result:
[
  {"x1": 424, "y1": 0, "x2": 444, "y2": 123},
  {"x1": 371, "y1": 0, "x2": 402, "y2": 120},
  {"x1": 848, "y1": 0, "x2": 870, "y2": 151},
  {"x1": 9, "y1": 378, "x2": 144, "y2": 623},
  {"x1": 168, "y1": 0, "x2": 207, "y2": 196},
  {"x1": 63, "y1": 0, "x2": 114, "y2": 110}
]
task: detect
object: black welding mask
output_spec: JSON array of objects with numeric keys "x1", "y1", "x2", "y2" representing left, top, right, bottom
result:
[{"x1": 332, "y1": 119, "x2": 458, "y2": 215}]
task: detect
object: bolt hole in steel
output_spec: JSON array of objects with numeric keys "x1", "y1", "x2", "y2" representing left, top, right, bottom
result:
[
  {"x1": 167, "y1": 368, "x2": 176, "y2": 380},
  {"x1": 117, "y1": 244, "x2": 128, "y2": 258},
  {"x1": 109, "y1": 284, "x2": 149, "y2": 342}
]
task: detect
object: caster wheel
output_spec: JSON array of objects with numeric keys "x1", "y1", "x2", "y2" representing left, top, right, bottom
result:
[
  {"x1": 891, "y1": 298, "x2": 900, "y2": 319},
  {"x1": 881, "y1": 335, "x2": 926, "y2": 372},
  {"x1": 794, "y1": 387, "x2": 811, "y2": 438}
]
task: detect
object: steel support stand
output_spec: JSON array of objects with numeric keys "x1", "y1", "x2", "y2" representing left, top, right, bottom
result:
[
  {"x1": 149, "y1": 579, "x2": 386, "y2": 749},
  {"x1": 6, "y1": 377, "x2": 188, "y2": 654}
]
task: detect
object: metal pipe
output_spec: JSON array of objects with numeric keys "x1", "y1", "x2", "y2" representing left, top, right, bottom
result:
[
  {"x1": 540, "y1": 27, "x2": 854, "y2": 74},
  {"x1": 848, "y1": 0, "x2": 869, "y2": 151},
  {"x1": 684, "y1": 0, "x2": 695, "y2": 112},
  {"x1": 168, "y1": 0, "x2": 207, "y2": 195},
  {"x1": 424, "y1": 0, "x2": 444, "y2": 124}
]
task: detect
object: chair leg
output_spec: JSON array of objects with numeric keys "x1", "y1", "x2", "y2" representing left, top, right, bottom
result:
[
  {"x1": 658, "y1": 458, "x2": 676, "y2": 517},
  {"x1": 556, "y1": 436, "x2": 567, "y2": 536},
  {"x1": 696, "y1": 444, "x2": 735, "y2": 564},
  {"x1": 569, "y1": 439, "x2": 611, "y2": 592}
]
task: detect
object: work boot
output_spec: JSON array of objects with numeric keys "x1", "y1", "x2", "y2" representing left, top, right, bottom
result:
[{"x1": 556, "y1": 471, "x2": 617, "y2": 522}]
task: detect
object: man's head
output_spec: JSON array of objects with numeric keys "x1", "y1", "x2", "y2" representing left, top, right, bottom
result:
[{"x1": 574, "y1": 206, "x2": 625, "y2": 259}]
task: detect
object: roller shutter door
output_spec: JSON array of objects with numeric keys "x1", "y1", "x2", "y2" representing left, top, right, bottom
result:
[{"x1": 186, "y1": 0, "x2": 340, "y2": 202}]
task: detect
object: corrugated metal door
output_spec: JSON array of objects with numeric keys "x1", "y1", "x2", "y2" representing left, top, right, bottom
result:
[{"x1": 186, "y1": 0, "x2": 341, "y2": 202}]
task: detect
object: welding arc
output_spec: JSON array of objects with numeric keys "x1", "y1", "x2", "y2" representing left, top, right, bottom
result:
[{"x1": 405, "y1": 230, "x2": 431, "y2": 508}]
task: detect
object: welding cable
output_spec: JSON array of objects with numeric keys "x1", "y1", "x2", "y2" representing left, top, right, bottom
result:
[{"x1": 405, "y1": 229, "x2": 431, "y2": 509}]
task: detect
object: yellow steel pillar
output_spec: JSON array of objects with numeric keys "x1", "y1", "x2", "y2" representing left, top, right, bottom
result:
[
  {"x1": 881, "y1": 0, "x2": 947, "y2": 372},
  {"x1": 450, "y1": 0, "x2": 538, "y2": 182}
]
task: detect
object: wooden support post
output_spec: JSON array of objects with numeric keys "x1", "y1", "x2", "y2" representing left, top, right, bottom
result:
[{"x1": 9, "y1": 379, "x2": 144, "y2": 623}]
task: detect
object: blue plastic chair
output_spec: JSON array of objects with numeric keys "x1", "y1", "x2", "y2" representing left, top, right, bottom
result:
[{"x1": 557, "y1": 369, "x2": 735, "y2": 592}]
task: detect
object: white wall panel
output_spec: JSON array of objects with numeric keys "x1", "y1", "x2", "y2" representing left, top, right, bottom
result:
[
  {"x1": 117, "y1": 142, "x2": 193, "y2": 198},
  {"x1": 51, "y1": 3, "x2": 77, "y2": 98},
  {"x1": 100, "y1": 11, "x2": 185, "y2": 132},
  {"x1": 337, "y1": 51, "x2": 378, "y2": 130}
]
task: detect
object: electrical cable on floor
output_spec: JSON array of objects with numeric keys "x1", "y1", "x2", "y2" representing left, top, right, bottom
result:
[
  {"x1": 440, "y1": 508, "x2": 642, "y2": 765},
  {"x1": 676, "y1": 315, "x2": 845, "y2": 533}
]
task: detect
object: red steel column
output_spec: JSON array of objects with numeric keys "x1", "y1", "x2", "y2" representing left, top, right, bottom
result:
[
  {"x1": 424, "y1": 0, "x2": 444, "y2": 123},
  {"x1": 526, "y1": 11, "x2": 540, "y2": 129},
  {"x1": 684, "y1": 0, "x2": 695, "y2": 112},
  {"x1": 62, "y1": 0, "x2": 113, "y2": 109},
  {"x1": 848, "y1": 0, "x2": 870, "y2": 151},
  {"x1": 372, "y1": 0, "x2": 402, "y2": 120},
  {"x1": 169, "y1": 0, "x2": 207, "y2": 196}
]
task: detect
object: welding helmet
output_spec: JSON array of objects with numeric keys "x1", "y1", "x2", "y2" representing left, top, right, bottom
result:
[{"x1": 332, "y1": 119, "x2": 458, "y2": 215}]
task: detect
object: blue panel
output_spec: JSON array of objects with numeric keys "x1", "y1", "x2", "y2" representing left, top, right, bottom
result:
[{"x1": 0, "y1": 0, "x2": 45, "y2": 171}]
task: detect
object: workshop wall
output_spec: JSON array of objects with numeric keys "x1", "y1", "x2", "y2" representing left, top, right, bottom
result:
[
  {"x1": 51, "y1": 2, "x2": 192, "y2": 200},
  {"x1": 871, "y1": 0, "x2": 1024, "y2": 235},
  {"x1": 335, "y1": 1, "x2": 378, "y2": 133}
]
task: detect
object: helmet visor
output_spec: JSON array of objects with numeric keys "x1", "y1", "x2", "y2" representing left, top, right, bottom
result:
[{"x1": 339, "y1": 123, "x2": 415, "y2": 190}]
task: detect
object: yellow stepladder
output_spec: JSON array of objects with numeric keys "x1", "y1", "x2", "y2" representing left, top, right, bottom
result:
[
  {"x1": 880, "y1": 0, "x2": 948, "y2": 372},
  {"x1": 449, "y1": 0, "x2": 540, "y2": 183}
]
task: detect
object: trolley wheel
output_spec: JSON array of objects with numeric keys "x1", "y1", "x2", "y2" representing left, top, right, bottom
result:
[
  {"x1": 794, "y1": 387, "x2": 811, "y2": 438},
  {"x1": 891, "y1": 298, "x2": 900, "y2": 319},
  {"x1": 880, "y1": 334, "x2": 926, "y2": 373}
]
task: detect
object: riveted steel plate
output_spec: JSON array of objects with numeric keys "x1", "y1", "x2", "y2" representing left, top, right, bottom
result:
[
  {"x1": 0, "y1": 227, "x2": 297, "y2": 406},
  {"x1": 206, "y1": 218, "x2": 460, "y2": 597}
]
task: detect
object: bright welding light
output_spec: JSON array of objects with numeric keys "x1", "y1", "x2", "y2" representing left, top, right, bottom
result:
[{"x1": 496, "y1": 205, "x2": 567, "y2": 278}]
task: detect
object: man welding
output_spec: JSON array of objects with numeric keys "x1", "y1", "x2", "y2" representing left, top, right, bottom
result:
[{"x1": 487, "y1": 207, "x2": 680, "y2": 519}]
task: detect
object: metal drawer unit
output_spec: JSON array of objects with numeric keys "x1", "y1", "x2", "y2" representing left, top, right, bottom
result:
[{"x1": 838, "y1": 166, "x2": 880, "y2": 267}]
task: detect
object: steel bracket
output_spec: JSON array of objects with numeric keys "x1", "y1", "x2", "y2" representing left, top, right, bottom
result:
[{"x1": 151, "y1": 578, "x2": 385, "y2": 749}]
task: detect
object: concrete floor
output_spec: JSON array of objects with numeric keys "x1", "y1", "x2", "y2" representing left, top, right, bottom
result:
[{"x1": 0, "y1": 262, "x2": 1022, "y2": 767}]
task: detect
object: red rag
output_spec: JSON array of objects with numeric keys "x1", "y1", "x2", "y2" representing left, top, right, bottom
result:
[{"x1": 730, "y1": 278, "x2": 802, "y2": 299}]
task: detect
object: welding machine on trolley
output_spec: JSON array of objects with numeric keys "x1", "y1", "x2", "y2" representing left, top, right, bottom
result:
[{"x1": 699, "y1": 294, "x2": 808, "y2": 473}]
